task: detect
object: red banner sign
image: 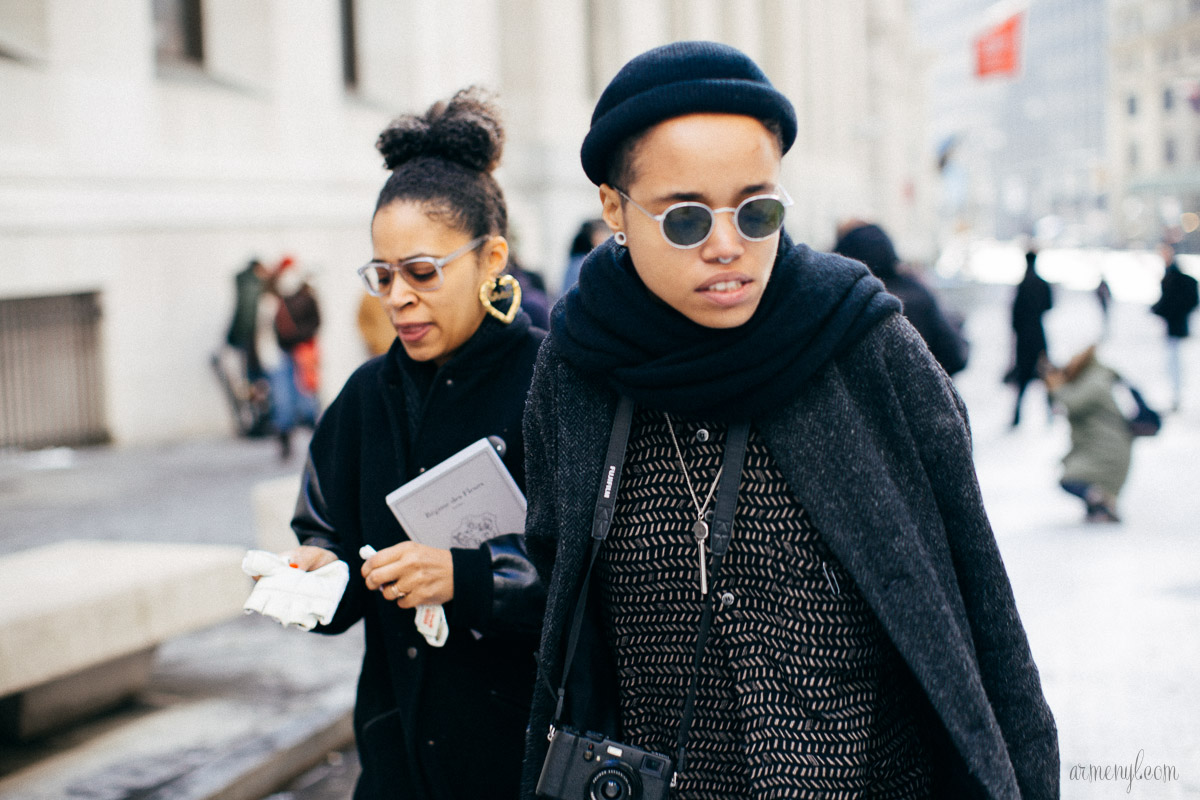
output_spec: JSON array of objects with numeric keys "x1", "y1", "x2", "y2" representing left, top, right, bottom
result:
[{"x1": 974, "y1": 12, "x2": 1024, "y2": 78}]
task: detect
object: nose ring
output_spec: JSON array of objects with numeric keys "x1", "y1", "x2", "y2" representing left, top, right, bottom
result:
[{"x1": 717, "y1": 257, "x2": 734, "y2": 265}]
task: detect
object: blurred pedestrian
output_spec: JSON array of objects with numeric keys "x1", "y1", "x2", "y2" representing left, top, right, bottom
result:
[
  {"x1": 357, "y1": 290, "x2": 395, "y2": 358},
  {"x1": 1042, "y1": 345, "x2": 1132, "y2": 523},
  {"x1": 215, "y1": 257, "x2": 273, "y2": 436},
  {"x1": 508, "y1": 253, "x2": 551, "y2": 329},
  {"x1": 523, "y1": 41, "x2": 1057, "y2": 800},
  {"x1": 1150, "y1": 242, "x2": 1199, "y2": 411},
  {"x1": 1007, "y1": 249, "x2": 1053, "y2": 427},
  {"x1": 833, "y1": 220, "x2": 969, "y2": 375},
  {"x1": 261, "y1": 257, "x2": 321, "y2": 459},
  {"x1": 226, "y1": 257, "x2": 269, "y2": 376},
  {"x1": 1095, "y1": 275, "x2": 1112, "y2": 339},
  {"x1": 280, "y1": 88, "x2": 544, "y2": 800},
  {"x1": 559, "y1": 217, "x2": 609, "y2": 295}
]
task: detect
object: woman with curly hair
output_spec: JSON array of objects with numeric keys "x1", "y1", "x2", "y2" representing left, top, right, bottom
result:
[{"x1": 279, "y1": 87, "x2": 545, "y2": 799}]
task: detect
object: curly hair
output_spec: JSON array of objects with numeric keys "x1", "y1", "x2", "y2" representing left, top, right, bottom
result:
[{"x1": 374, "y1": 87, "x2": 508, "y2": 238}]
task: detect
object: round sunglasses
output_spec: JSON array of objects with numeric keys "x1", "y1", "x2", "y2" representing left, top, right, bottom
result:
[
  {"x1": 617, "y1": 187, "x2": 792, "y2": 249},
  {"x1": 357, "y1": 236, "x2": 487, "y2": 296}
]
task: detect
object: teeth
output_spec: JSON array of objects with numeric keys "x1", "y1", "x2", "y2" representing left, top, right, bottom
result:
[{"x1": 707, "y1": 281, "x2": 744, "y2": 292}]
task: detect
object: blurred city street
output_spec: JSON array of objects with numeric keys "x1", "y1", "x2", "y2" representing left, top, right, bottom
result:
[{"x1": 0, "y1": 278, "x2": 1197, "y2": 798}]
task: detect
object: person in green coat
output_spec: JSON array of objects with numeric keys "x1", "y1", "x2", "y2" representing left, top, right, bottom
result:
[{"x1": 1043, "y1": 345, "x2": 1133, "y2": 522}]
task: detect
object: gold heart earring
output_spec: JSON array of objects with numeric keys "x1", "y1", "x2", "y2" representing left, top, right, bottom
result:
[{"x1": 479, "y1": 274, "x2": 522, "y2": 324}]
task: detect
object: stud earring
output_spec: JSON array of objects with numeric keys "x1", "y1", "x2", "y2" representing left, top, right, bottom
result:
[{"x1": 614, "y1": 232, "x2": 627, "y2": 246}]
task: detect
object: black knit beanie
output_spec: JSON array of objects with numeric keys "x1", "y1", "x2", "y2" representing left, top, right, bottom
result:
[{"x1": 580, "y1": 41, "x2": 798, "y2": 186}]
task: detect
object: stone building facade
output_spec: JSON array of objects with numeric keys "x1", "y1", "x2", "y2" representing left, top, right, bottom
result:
[{"x1": 0, "y1": 0, "x2": 931, "y2": 445}]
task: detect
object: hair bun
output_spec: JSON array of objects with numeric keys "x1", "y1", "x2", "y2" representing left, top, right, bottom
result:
[{"x1": 376, "y1": 86, "x2": 504, "y2": 174}]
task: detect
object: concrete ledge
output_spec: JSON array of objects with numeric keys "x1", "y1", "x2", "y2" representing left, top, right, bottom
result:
[
  {"x1": 152, "y1": 705, "x2": 354, "y2": 800},
  {"x1": 0, "y1": 540, "x2": 250, "y2": 739},
  {"x1": 0, "y1": 648, "x2": 156, "y2": 741}
]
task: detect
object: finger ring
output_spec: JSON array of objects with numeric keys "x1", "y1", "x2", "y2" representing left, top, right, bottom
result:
[{"x1": 392, "y1": 584, "x2": 405, "y2": 600}]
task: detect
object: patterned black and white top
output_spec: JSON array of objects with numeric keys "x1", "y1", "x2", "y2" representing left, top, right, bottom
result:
[{"x1": 600, "y1": 410, "x2": 933, "y2": 799}]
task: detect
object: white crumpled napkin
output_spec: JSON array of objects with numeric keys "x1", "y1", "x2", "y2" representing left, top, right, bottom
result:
[
  {"x1": 241, "y1": 550, "x2": 349, "y2": 631},
  {"x1": 359, "y1": 545, "x2": 449, "y2": 647}
]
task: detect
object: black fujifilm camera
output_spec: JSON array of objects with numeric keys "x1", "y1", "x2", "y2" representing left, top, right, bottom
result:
[{"x1": 537, "y1": 726, "x2": 674, "y2": 800}]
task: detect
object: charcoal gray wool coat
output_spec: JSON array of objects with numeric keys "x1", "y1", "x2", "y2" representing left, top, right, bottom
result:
[{"x1": 520, "y1": 312, "x2": 1058, "y2": 799}]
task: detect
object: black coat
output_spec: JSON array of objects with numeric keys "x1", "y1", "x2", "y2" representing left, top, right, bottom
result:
[
  {"x1": 1151, "y1": 263, "x2": 1199, "y2": 338},
  {"x1": 292, "y1": 313, "x2": 546, "y2": 800},
  {"x1": 882, "y1": 272, "x2": 969, "y2": 376},
  {"x1": 521, "y1": 314, "x2": 1058, "y2": 800},
  {"x1": 1010, "y1": 268, "x2": 1053, "y2": 386}
]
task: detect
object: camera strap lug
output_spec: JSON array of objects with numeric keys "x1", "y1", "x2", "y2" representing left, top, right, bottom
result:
[{"x1": 547, "y1": 724, "x2": 557, "y2": 743}]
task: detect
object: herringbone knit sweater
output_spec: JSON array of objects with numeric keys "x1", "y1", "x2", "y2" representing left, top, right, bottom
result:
[{"x1": 601, "y1": 410, "x2": 932, "y2": 798}]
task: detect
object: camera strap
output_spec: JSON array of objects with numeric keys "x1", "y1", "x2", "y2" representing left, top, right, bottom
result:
[
  {"x1": 550, "y1": 394, "x2": 751, "y2": 779},
  {"x1": 553, "y1": 395, "x2": 635, "y2": 724}
]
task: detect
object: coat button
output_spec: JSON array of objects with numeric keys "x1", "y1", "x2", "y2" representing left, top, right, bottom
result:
[
  {"x1": 406, "y1": 646, "x2": 419, "y2": 659},
  {"x1": 720, "y1": 591, "x2": 735, "y2": 607},
  {"x1": 445, "y1": 378, "x2": 454, "y2": 387},
  {"x1": 696, "y1": 428, "x2": 710, "y2": 443}
]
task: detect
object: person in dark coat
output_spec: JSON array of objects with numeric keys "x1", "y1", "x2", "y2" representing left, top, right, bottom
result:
[
  {"x1": 1150, "y1": 242, "x2": 1199, "y2": 410},
  {"x1": 280, "y1": 88, "x2": 545, "y2": 800},
  {"x1": 522, "y1": 41, "x2": 1057, "y2": 800},
  {"x1": 833, "y1": 221, "x2": 969, "y2": 375},
  {"x1": 1008, "y1": 250, "x2": 1054, "y2": 427},
  {"x1": 559, "y1": 217, "x2": 610, "y2": 295}
]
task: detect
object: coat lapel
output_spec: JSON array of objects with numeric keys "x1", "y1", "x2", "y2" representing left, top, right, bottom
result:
[{"x1": 759, "y1": 364, "x2": 1011, "y2": 792}]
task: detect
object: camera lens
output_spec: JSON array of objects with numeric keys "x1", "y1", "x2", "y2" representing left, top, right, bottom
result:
[{"x1": 589, "y1": 764, "x2": 638, "y2": 800}]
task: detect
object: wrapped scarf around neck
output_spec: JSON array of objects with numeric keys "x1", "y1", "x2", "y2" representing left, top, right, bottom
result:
[{"x1": 550, "y1": 234, "x2": 900, "y2": 421}]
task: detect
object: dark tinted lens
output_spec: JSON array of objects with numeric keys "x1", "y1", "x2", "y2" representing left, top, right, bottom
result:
[
  {"x1": 401, "y1": 259, "x2": 441, "y2": 287},
  {"x1": 737, "y1": 197, "x2": 786, "y2": 239},
  {"x1": 661, "y1": 204, "x2": 713, "y2": 246}
]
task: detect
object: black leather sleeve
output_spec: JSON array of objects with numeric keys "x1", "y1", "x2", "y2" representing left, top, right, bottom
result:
[
  {"x1": 448, "y1": 533, "x2": 545, "y2": 637},
  {"x1": 292, "y1": 454, "x2": 347, "y2": 561},
  {"x1": 290, "y1": 452, "x2": 367, "y2": 634}
]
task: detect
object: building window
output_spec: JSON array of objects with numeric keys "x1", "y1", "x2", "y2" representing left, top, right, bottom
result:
[
  {"x1": 1165, "y1": 87, "x2": 1175, "y2": 111},
  {"x1": 1165, "y1": 138, "x2": 1177, "y2": 165},
  {"x1": 340, "y1": 0, "x2": 358, "y2": 91},
  {"x1": 154, "y1": 0, "x2": 203, "y2": 67},
  {"x1": 1128, "y1": 95, "x2": 1138, "y2": 115}
]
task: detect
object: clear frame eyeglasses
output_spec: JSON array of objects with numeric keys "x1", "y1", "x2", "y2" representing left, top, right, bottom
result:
[
  {"x1": 357, "y1": 236, "x2": 488, "y2": 296},
  {"x1": 617, "y1": 187, "x2": 793, "y2": 249}
]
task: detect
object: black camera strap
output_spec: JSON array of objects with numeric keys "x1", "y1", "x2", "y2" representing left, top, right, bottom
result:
[
  {"x1": 553, "y1": 395, "x2": 635, "y2": 724},
  {"x1": 550, "y1": 395, "x2": 751, "y2": 779}
]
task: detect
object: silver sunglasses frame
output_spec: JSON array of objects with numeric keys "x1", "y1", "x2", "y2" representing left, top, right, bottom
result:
[
  {"x1": 617, "y1": 187, "x2": 793, "y2": 249},
  {"x1": 358, "y1": 236, "x2": 488, "y2": 295}
]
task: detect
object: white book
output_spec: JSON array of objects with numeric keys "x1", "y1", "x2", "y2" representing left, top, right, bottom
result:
[{"x1": 385, "y1": 438, "x2": 526, "y2": 550}]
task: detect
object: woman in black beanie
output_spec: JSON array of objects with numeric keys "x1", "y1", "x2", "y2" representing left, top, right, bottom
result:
[{"x1": 522, "y1": 41, "x2": 1057, "y2": 799}]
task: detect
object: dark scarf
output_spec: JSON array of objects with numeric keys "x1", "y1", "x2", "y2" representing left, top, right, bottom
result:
[{"x1": 549, "y1": 235, "x2": 899, "y2": 421}]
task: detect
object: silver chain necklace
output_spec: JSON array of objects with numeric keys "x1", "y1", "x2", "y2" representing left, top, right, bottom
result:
[{"x1": 663, "y1": 412, "x2": 722, "y2": 595}]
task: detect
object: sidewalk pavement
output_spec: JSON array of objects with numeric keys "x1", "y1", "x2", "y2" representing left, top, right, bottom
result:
[{"x1": 1, "y1": 284, "x2": 1198, "y2": 799}]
